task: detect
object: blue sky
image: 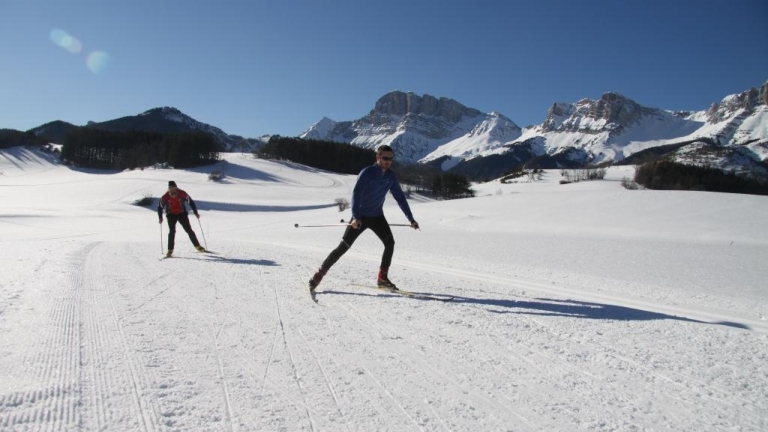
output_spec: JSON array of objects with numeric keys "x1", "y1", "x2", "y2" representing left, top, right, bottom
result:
[{"x1": 1, "y1": 0, "x2": 766, "y2": 138}]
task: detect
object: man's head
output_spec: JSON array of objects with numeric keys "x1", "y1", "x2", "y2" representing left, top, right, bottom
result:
[
  {"x1": 375, "y1": 145, "x2": 394, "y2": 170},
  {"x1": 168, "y1": 181, "x2": 178, "y2": 195}
]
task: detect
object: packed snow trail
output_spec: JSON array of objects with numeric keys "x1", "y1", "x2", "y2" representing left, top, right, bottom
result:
[
  {"x1": 1, "y1": 149, "x2": 766, "y2": 431},
  {"x1": 1, "y1": 239, "x2": 765, "y2": 431}
]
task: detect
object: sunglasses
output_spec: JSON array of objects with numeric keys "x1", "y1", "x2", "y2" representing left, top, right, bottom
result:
[{"x1": 380, "y1": 156, "x2": 394, "y2": 161}]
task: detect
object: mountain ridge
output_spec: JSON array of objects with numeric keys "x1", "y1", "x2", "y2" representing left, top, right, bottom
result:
[
  {"x1": 302, "y1": 81, "x2": 768, "y2": 178},
  {"x1": 18, "y1": 80, "x2": 768, "y2": 179}
]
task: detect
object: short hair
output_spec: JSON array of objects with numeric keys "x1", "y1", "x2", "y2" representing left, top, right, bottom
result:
[{"x1": 376, "y1": 145, "x2": 393, "y2": 155}]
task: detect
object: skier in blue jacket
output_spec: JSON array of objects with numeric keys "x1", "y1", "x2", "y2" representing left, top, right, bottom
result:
[{"x1": 309, "y1": 145, "x2": 419, "y2": 292}]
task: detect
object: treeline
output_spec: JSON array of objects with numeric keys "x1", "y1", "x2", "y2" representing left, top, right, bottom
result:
[
  {"x1": 257, "y1": 137, "x2": 375, "y2": 175},
  {"x1": 259, "y1": 138, "x2": 475, "y2": 200},
  {"x1": 61, "y1": 128, "x2": 221, "y2": 169},
  {"x1": 431, "y1": 173, "x2": 475, "y2": 199},
  {"x1": 397, "y1": 164, "x2": 474, "y2": 199},
  {"x1": 0, "y1": 129, "x2": 47, "y2": 149},
  {"x1": 635, "y1": 160, "x2": 768, "y2": 195}
]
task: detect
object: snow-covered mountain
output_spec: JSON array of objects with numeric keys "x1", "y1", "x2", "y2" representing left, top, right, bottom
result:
[
  {"x1": 512, "y1": 84, "x2": 768, "y2": 175},
  {"x1": 302, "y1": 82, "x2": 768, "y2": 178},
  {"x1": 301, "y1": 91, "x2": 522, "y2": 164}
]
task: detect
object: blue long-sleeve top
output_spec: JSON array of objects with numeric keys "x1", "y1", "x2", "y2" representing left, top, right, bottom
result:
[{"x1": 351, "y1": 164, "x2": 414, "y2": 222}]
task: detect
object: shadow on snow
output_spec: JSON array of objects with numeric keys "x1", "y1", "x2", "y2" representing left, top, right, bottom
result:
[
  {"x1": 320, "y1": 290, "x2": 751, "y2": 331},
  {"x1": 193, "y1": 200, "x2": 336, "y2": 212},
  {"x1": 171, "y1": 254, "x2": 279, "y2": 266}
]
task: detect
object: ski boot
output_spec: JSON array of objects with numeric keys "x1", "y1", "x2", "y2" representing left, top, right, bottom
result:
[
  {"x1": 377, "y1": 267, "x2": 398, "y2": 291},
  {"x1": 308, "y1": 267, "x2": 326, "y2": 292}
]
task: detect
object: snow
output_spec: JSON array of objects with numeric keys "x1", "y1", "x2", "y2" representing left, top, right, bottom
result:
[
  {"x1": 419, "y1": 113, "x2": 522, "y2": 164},
  {"x1": 1, "y1": 146, "x2": 767, "y2": 431}
]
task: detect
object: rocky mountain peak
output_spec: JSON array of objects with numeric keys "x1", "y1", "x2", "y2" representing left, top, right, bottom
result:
[
  {"x1": 372, "y1": 91, "x2": 482, "y2": 123},
  {"x1": 706, "y1": 84, "x2": 766, "y2": 123},
  {"x1": 543, "y1": 92, "x2": 648, "y2": 133},
  {"x1": 593, "y1": 92, "x2": 643, "y2": 125},
  {"x1": 762, "y1": 80, "x2": 768, "y2": 106}
]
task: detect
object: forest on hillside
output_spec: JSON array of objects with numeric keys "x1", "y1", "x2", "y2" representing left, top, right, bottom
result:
[
  {"x1": 61, "y1": 128, "x2": 221, "y2": 169},
  {"x1": 258, "y1": 137, "x2": 474, "y2": 200}
]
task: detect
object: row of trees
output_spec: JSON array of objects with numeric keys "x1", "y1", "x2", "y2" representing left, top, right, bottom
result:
[
  {"x1": 257, "y1": 137, "x2": 375, "y2": 175},
  {"x1": 61, "y1": 128, "x2": 221, "y2": 169},
  {"x1": 0, "y1": 129, "x2": 47, "y2": 149},
  {"x1": 634, "y1": 160, "x2": 768, "y2": 195},
  {"x1": 258, "y1": 138, "x2": 475, "y2": 200},
  {"x1": 431, "y1": 173, "x2": 475, "y2": 199},
  {"x1": 560, "y1": 168, "x2": 607, "y2": 183}
]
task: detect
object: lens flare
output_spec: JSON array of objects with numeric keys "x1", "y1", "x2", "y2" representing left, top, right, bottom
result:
[
  {"x1": 49, "y1": 28, "x2": 82, "y2": 53},
  {"x1": 86, "y1": 51, "x2": 111, "y2": 75}
]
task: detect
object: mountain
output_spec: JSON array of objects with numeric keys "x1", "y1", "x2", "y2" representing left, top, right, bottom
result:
[
  {"x1": 86, "y1": 107, "x2": 265, "y2": 152},
  {"x1": 28, "y1": 120, "x2": 79, "y2": 144},
  {"x1": 302, "y1": 82, "x2": 768, "y2": 179},
  {"x1": 301, "y1": 91, "x2": 521, "y2": 165},
  {"x1": 510, "y1": 84, "x2": 768, "y2": 174},
  {"x1": 30, "y1": 107, "x2": 267, "y2": 152}
]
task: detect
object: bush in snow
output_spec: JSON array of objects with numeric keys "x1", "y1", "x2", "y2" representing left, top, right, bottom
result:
[{"x1": 335, "y1": 198, "x2": 350, "y2": 212}]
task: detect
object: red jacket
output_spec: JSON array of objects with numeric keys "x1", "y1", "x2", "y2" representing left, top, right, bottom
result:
[{"x1": 157, "y1": 189, "x2": 199, "y2": 219}]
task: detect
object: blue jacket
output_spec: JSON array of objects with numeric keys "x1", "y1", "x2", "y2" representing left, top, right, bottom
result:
[{"x1": 351, "y1": 164, "x2": 414, "y2": 222}]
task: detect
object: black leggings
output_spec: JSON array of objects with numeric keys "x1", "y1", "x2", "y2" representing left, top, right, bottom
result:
[
  {"x1": 321, "y1": 215, "x2": 395, "y2": 270},
  {"x1": 166, "y1": 213, "x2": 200, "y2": 250}
]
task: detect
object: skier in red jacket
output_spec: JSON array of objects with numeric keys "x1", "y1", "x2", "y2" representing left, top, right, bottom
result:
[{"x1": 157, "y1": 181, "x2": 205, "y2": 257}]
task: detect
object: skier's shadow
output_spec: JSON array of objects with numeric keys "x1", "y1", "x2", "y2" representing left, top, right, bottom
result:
[
  {"x1": 177, "y1": 255, "x2": 279, "y2": 266},
  {"x1": 323, "y1": 290, "x2": 750, "y2": 331},
  {"x1": 449, "y1": 295, "x2": 750, "y2": 331}
]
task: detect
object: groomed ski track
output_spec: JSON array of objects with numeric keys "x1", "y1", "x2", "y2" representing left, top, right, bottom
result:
[
  {"x1": 1, "y1": 148, "x2": 766, "y2": 431},
  {"x1": 2, "y1": 238, "x2": 764, "y2": 431}
]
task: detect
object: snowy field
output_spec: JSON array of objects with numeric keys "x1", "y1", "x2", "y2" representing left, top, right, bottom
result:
[{"x1": 1, "y1": 146, "x2": 766, "y2": 431}]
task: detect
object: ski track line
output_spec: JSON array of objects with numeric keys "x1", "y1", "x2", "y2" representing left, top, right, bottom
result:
[
  {"x1": 392, "y1": 307, "x2": 591, "y2": 418},
  {"x1": 341, "y1": 299, "x2": 537, "y2": 432},
  {"x1": 270, "y1": 270, "x2": 317, "y2": 432},
  {"x1": 291, "y1": 260, "x2": 358, "y2": 431},
  {"x1": 205, "y1": 284, "x2": 240, "y2": 432},
  {"x1": 251, "y1": 240, "x2": 767, "y2": 333},
  {"x1": 287, "y1": 263, "x2": 353, "y2": 432},
  {"x1": 161, "y1": 258, "x2": 240, "y2": 432},
  {"x1": 333, "y1": 302, "x2": 426, "y2": 431},
  {"x1": 517, "y1": 311, "x2": 763, "y2": 430},
  {"x1": 457, "y1": 281, "x2": 764, "y2": 421},
  {"x1": 4, "y1": 243, "x2": 92, "y2": 431},
  {"x1": 211, "y1": 320, "x2": 236, "y2": 432},
  {"x1": 100, "y1": 245, "x2": 158, "y2": 432},
  {"x1": 0, "y1": 242, "x2": 159, "y2": 432},
  {"x1": 298, "y1": 278, "x2": 427, "y2": 430},
  {"x1": 423, "y1": 397, "x2": 451, "y2": 432},
  {"x1": 467, "y1": 308, "x2": 687, "y2": 428},
  {"x1": 294, "y1": 325, "x2": 352, "y2": 432},
  {"x1": 499, "y1": 315, "x2": 686, "y2": 429},
  {"x1": 219, "y1": 261, "x2": 324, "y2": 420}
]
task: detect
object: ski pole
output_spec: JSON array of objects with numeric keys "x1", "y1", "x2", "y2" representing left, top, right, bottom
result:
[
  {"x1": 294, "y1": 222, "x2": 414, "y2": 228},
  {"x1": 160, "y1": 222, "x2": 164, "y2": 253},
  {"x1": 294, "y1": 223, "x2": 349, "y2": 228},
  {"x1": 339, "y1": 218, "x2": 412, "y2": 227},
  {"x1": 197, "y1": 216, "x2": 208, "y2": 249}
]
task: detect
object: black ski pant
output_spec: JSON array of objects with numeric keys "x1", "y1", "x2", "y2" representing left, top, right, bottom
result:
[
  {"x1": 166, "y1": 212, "x2": 200, "y2": 251},
  {"x1": 321, "y1": 215, "x2": 394, "y2": 271}
]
